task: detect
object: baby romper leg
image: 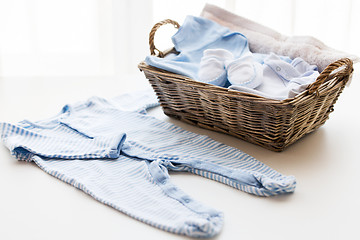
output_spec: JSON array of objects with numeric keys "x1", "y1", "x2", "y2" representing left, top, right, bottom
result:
[
  {"x1": 31, "y1": 155, "x2": 223, "y2": 238},
  {"x1": 119, "y1": 114, "x2": 296, "y2": 197}
]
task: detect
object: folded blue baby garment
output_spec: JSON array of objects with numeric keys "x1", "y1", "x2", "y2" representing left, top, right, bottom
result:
[
  {"x1": 145, "y1": 15, "x2": 250, "y2": 84},
  {"x1": 0, "y1": 90, "x2": 296, "y2": 238}
]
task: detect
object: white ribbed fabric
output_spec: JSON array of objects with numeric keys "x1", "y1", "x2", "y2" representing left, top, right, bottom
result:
[{"x1": 0, "y1": 91, "x2": 296, "y2": 238}]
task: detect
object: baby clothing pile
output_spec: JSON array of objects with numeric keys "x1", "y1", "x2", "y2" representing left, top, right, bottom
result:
[
  {"x1": 145, "y1": 15, "x2": 319, "y2": 100},
  {"x1": 146, "y1": 5, "x2": 359, "y2": 100},
  {"x1": 199, "y1": 49, "x2": 319, "y2": 100}
]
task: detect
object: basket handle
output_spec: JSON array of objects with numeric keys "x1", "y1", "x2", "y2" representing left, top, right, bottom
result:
[
  {"x1": 307, "y1": 58, "x2": 353, "y2": 94},
  {"x1": 149, "y1": 19, "x2": 180, "y2": 58}
]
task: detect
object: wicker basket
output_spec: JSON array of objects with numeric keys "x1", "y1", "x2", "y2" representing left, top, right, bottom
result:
[{"x1": 138, "y1": 19, "x2": 354, "y2": 152}]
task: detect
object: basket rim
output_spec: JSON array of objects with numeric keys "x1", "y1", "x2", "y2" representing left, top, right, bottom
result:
[{"x1": 138, "y1": 59, "x2": 352, "y2": 105}]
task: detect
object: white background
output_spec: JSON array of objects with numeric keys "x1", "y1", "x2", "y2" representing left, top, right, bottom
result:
[
  {"x1": 0, "y1": 1, "x2": 360, "y2": 240},
  {"x1": 0, "y1": 0, "x2": 359, "y2": 77}
]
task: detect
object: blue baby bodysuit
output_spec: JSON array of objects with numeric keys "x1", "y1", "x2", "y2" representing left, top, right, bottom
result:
[
  {"x1": 0, "y1": 91, "x2": 296, "y2": 238},
  {"x1": 145, "y1": 15, "x2": 249, "y2": 81}
]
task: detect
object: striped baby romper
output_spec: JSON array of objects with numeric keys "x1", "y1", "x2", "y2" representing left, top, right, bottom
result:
[{"x1": 0, "y1": 90, "x2": 296, "y2": 238}]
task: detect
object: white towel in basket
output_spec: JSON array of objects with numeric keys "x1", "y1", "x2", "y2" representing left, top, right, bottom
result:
[{"x1": 201, "y1": 4, "x2": 360, "y2": 72}]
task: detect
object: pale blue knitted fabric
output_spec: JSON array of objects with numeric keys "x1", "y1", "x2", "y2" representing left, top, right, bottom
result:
[
  {"x1": 145, "y1": 15, "x2": 249, "y2": 82},
  {"x1": 0, "y1": 91, "x2": 296, "y2": 238}
]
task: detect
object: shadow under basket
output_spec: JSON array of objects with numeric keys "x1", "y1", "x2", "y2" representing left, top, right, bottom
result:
[{"x1": 138, "y1": 19, "x2": 354, "y2": 152}]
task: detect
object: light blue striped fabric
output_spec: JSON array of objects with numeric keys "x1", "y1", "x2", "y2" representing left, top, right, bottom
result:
[{"x1": 0, "y1": 91, "x2": 296, "y2": 238}]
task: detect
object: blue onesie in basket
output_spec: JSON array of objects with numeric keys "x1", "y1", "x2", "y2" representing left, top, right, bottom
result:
[
  {"x1": 145, "y1": 15, "x2": 250, "y2": 83},
  {"x1": 0, "y1": 91, "x2": 296, "y2": 238}
]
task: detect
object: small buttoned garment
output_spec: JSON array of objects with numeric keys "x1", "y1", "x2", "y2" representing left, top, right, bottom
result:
[
  {"x1": 228, "y1": 52, "x2": 320, "y2": 100},
  {"x1": 0, "y1": 90, "x2": 296, "y2": 238}
]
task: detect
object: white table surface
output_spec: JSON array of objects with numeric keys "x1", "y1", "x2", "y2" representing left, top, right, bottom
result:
[{"x1": 0, "y1": 68, "x2": 359, "y2": 240}]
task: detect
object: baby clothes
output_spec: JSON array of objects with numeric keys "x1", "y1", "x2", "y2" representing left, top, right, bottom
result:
[
  {"x1": 0, "y1": 91, "x2": 296, "y2": 238},
  {"x1": 199, "y1": 49, "x2": 319, "y2": 100},
  {"x1": 199, "y1": 48, "x2": 264, "y2": 88},
  {"x1": 226, "y1": 53, "x2": 264, "y2": 89},
  {"x1": 146, "y1": 15, "x2": 320, "y2": 100},
  {"x1": 228, "y1": 53, "x2": 320, "y2": 100},
  {"x1": 145, "y1": 15, "x2": 250, "y2": 81},
  {"x1": 198, "y1": 49, "x2": 234, "y2": 86}
]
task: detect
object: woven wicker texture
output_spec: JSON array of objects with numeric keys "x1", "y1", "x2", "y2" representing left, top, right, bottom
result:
[{"x1": 139, "y1": 19, "x2": 354, "y2": 152}]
